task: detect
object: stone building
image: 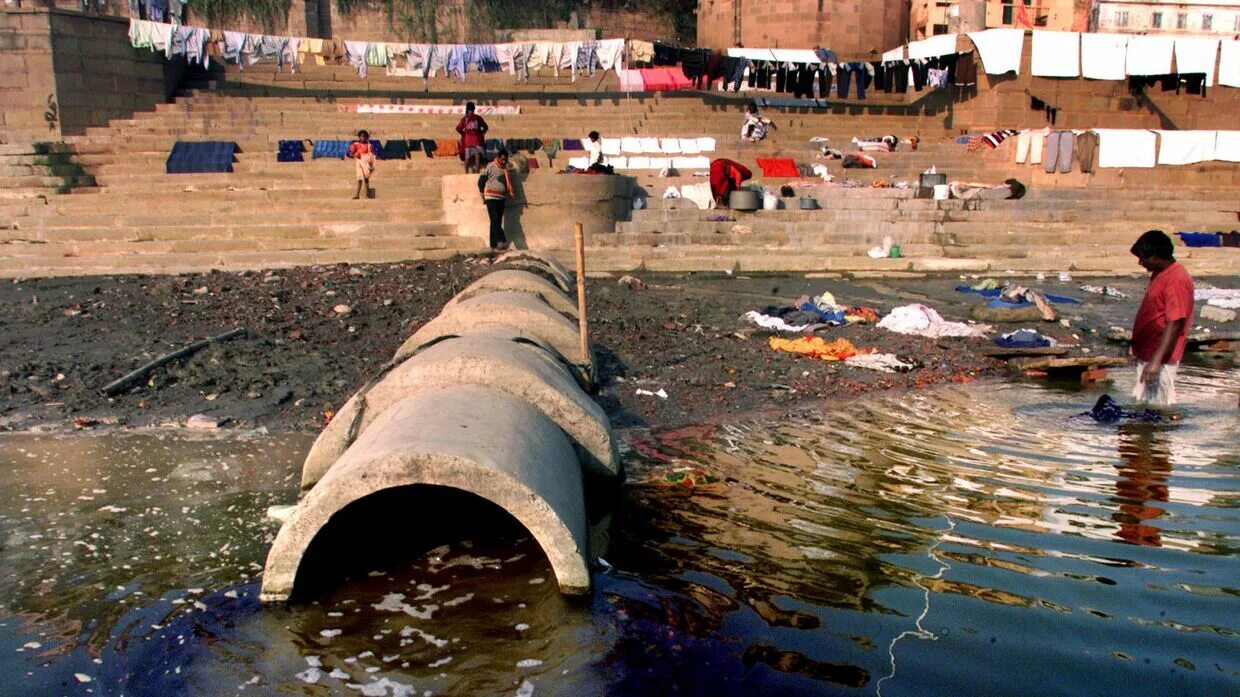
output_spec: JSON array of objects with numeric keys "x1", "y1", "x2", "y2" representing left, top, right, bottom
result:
[
  {"x1": 695, "y1": 0, "x2": 909, "y2": 59},
  {"x1": 911, "y1": 1, "x2": 1089, "y2": 39},
  {"x1": 1092, "y1": 0, "x2": 1240, "y2": 35}
]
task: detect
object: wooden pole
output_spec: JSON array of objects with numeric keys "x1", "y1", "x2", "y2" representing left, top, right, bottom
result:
[{"x1": 574, "y1": 222, "x2": 589, "y2": 365}]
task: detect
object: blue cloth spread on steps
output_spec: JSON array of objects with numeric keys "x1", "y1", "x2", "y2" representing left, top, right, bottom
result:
[
  {"x1": 165, "y1": 141, "x2": 236, "y2": 174},
  {"x1": 312, "y1": 140, "x2": 350, "y2": 159}
]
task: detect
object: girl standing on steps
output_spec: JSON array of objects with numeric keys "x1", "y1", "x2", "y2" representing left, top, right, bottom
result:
[{"x1": 349, "y1": 129, "x2": 376, "y2": 199}]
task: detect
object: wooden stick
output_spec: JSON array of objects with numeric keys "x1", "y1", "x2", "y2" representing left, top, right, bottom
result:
[
  {"x1": 101, "y1": 327, "x2": 248, "y2": 397},
  {"x1": 574, "y1": 222, "x2": 589, "y2": 365}
]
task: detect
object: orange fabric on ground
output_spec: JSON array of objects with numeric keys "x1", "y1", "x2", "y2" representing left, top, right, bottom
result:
[{"x1": 768, "y1": 336, "x2": 866, "y2": 361}]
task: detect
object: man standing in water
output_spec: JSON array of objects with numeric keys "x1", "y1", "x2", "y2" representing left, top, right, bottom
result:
[
  {"x1": 1129, "y1": 230, "x2": 1194, "y2": 406},
  {"x1": 456, "y1": 102, "x2": 489, "y2": 174}
]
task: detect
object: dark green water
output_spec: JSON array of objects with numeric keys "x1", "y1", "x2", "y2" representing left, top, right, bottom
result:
[{"x1": 1, "y1": 364, "x2": 1237, "y2": 696}]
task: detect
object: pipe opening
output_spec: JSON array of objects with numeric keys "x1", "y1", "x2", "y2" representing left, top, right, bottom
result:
[{"x1": 289, "y1": 484, "x2": 535, "y2": 602}]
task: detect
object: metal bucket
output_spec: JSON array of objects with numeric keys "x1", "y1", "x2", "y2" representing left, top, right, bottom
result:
[{"x1": 728, "y1": 189, "x2": 761, "y2": 211}]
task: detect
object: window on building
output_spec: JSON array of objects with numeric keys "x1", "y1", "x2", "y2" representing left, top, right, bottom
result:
[
  {"x1": 1201, "y1": 14, "x2": 1212, "y2": 30},
  {"x1": 1115, "y1": 10, "x2": 1128, "y2": 28},
  {"x1": 933, "y1": 24, "x2": 949, "y2": 35},
  {"x1": 1151, "y1": 12, "x2": 1162, "y2": 29},
  {"x1": 1003, "y1": 5, "x2": 1013, "y2": 25},
  {"x1": 1176, "y1": 13, "x2": 1187, "y2": 29}
]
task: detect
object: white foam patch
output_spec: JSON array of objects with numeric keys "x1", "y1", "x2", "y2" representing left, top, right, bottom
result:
[
  {"x1": 296, "y1": 667, "x2": 323, "y2": 684},
  {"x1": 516, "y1": 679, "x2": 535, "y2": 697},
  {"x1": 516, "y1": 659, "x2": 543, "y2": 669}
]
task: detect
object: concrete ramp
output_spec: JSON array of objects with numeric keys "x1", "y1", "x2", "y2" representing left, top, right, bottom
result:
[
  {"x1": 300, "y1": 333, "x2": 620, "y2": 490},
  {"x1": 395, "y1": 291, "x2": 593, "y2": 374},
  {"x1": 261, "y1": 386, "x2": 590, "y2": 602},
  {"x1": 445, "y1": 269, "x2": 579, "y2": 319}
]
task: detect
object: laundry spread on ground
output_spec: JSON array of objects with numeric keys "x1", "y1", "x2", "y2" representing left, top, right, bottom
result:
[
  {"x1": 995, "y1": 329, "x2": 1055, "y2": 349},
  {"x1": 1080, "y1": 285, "x2": 1129, "y2": 299},
  {"x1": 843, "y1": 353, "x2": 917, "y2": 373},
  {"x1": 877, "y1": 304, "x2": 987, "y2": 338},
  {"x1": 769, "y1": 336, "x2": 865, "y2": 361},
  {"x1": 1194, "y1": 288, "x2": 1240, "y2": 309}
]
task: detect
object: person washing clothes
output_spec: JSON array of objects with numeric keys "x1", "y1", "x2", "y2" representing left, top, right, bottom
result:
[
  {"x1": 1129, "y1": 230, "x2": 1194, "y2": 407},
  {"x1": 481, "y1": 149, "x2": 515, "y2": 252},
  {"x1": 741, "y1": 103, "x2": 776, "y2": 142},
  {"x1": 348, "y1": 130, "x2": 376, "y2": 199},
  {"x1": 456, "y1": 101, "x2": 489, "y2": 174}
]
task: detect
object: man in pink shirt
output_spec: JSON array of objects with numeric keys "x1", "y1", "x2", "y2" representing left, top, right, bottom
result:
[{"x1": 1129, "y1": 230, "x2": 1194, "y2": 406}]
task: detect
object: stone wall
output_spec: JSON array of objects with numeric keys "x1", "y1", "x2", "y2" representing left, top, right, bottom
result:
[
  {"x1": 0, "y1": 8, "x2": 58, "y2": 140},
  {"x1": 696, "y1": 0, "x2": 910, "y2": 59}
]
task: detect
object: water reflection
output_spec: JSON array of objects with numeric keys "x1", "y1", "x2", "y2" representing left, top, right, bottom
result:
[{"x1": 0, "y1": 361, "x2": 1237, "y2": 695}]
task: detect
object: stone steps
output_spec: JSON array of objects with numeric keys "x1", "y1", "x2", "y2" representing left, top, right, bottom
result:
[{"x1": 1, "y1": 220, "x2": 455, "y2": 243}]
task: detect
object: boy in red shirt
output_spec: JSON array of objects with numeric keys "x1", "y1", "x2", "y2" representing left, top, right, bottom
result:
[
  {"x1": 348, "y1": 129, "x2": 376, "y2": 199},
  {"x1": 1129, "y1": 230, "x2": 1194, "y2": 406},
  {"x1": 455, "y1": 101, "x2": 489, "y2": 174}
]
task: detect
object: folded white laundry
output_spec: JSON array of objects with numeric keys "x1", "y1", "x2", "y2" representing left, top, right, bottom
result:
[
  {"x1": 672, "y1": 156, "x2": 711, "y2": 169},
  {"x1": 620, "y1": 136, "x2": 642, "y2": 153},
  {"x1": 696, "y1": 137, "x2": 716, "y2": 152},
  {"x1": 639, "y1": 137, "x2": 661, "y2": 152},
  {"x1": 968, "y1": 28, "x2": 1025, "y2": 75},
  {"x1": 601, "y1": 138, "x2": 622, "y2": 156},
  {"x1": 679, "y1": 138, "x2": 702, "y2": 154},
  {"x1": 1215, "y1": 130, "x2": 1240, "y2": 163},
  {"x1": 1126, "y1": 35, "x2": 1174, "y2": 76},
  {"x1": 1155, "y1": 130, "x2": 1216, "y2": 165},
  {"x1": 659, "y1": 138, "x2": 681, "y2": 154},
  {"x1": 1093, "y1": 129, "x2": 1157, "y2": 168},
  {"x1": 1080, "y1": 33, "x2": 1127, "y2": 80},
  {"x1": 1031, "y1": 31, "x2": 1079, "y2": 77},
  {"x1": 1174, "y1": 37, "x2": 1220, "y2": 87}
]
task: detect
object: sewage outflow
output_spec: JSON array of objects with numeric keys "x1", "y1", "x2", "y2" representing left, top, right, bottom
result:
[{"x1": 1, "y1": 363, "x2": 1237, "y2": 696}]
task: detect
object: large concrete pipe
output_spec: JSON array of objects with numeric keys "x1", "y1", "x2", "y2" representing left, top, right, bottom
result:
[
  {"x1": 444, "y1": 269, "x2": 579, "y2": 320},
  {"x1": 492, "y1": 250, "x2": 574, "y2": 293},
  {"x1": 394, "y1": 291, "x2": 594, "y2": 378},
  {"x1": 261, "y1": 385, "x2": 590, "y2": 602},
  {"x1": 299, "y1": 331, "x2": 620, "y2": 491}
]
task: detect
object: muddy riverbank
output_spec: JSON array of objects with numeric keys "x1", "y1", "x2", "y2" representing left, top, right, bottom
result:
[{"x1": 0, "y1": 259, "x2": 1232, "y2": 433}]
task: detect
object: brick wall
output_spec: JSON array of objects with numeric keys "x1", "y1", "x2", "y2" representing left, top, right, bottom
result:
[
  {"x1": 0, "y1": 7, "x2": 184, "y2": 140},
  {"x1": 697, "y1": 0, "x2": 910, "y2": 59}
]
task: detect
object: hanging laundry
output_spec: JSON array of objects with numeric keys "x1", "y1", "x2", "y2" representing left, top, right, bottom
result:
[
  {"x1": 1156, "y1": 130, "x2": 1217, "y2": 165},
  {"x1": 1220, "y1": 40, "x2": 1240, "y2": 88},
  {"x1": 966, "y1": 129, "x2": 1019, "y2": 151},
  {"x1": 1031, "y1": 31, "x2": 1080, "y2": 77},
  {"x1": 1094, "y1": 129, "x2": 1156, "y2": 168},
  {"x1": 1174, "y1": 37, "x2": 1220, "y2": 87},
  {"x1": 1126, "y1": 35, "x2": 1174, "y2": 76},
  {"x1": 967, "y1": 28, "x2": 1024, "y2": 75},
  {"x1": 1081, "y1": 33, "x2": 1128, "y2": 80}
]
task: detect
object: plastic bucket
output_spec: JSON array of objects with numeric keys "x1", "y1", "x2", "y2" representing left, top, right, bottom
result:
[{"x1": 932, "y1": 184, "x2": 950, "y2": 200}]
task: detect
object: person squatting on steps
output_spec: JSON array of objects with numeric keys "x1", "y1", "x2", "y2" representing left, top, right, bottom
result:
[
  {"x1": 349, "y1": 130, "x2": 376, "y2": 199},
  {"x1": 741, "y1": 103, "x2": 776, "y2": 143},
  {"x1": 456, "y1": 101, "x2": 490, "y2": 174},
  {"x1": 1129, "y1": 229, "x2": 1194, "y2": 407},
  {"x1": 481, "y1": 149, "x2": 514, "y2": 251}
]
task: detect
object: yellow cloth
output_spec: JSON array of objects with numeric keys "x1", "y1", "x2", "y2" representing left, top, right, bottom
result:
[{"x1": 769, "y1": 336, "x2": 862, "y2": 361}]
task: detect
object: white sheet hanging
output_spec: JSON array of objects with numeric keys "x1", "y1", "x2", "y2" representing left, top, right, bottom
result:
[
  {"x1": 1031, "y1": 31, "x2": 1079, "y2": 77},
  {"x1": 967, "y1": 28, "x2": 1025, "y2": 75},
  {"x1": 1093, "y1": 129, "x2": 1157, "y2": 168},
  {"x1": 770, "y1": 49, "x2": 823, "y2": 64},
  {"x1": 907, "y1": 34, "x2": 958, "y2": 60},
  {"x1": 881, "y1": 46, "x2": 905, "y2": 62},
  {"x1": 1215, "y1": 131, "x2": 1240, "y2": 163},
  {"x1": 729, "y1": 48, "x2": 775, "y2": 61},
  {"x1": 1080, "y1": 33, "x2": 1128, "y2": 80},
  {"x1": 1220, "y1": 40, "x2": 1240, "y2": 88},
  {"x1": 1155, "y1": 130, "x2": 1216, "y2": 165},
  {"x1": 1174, "y1": 37, "x2": 1219, "y2": 87},
  {"x1": 1126, "y1": 35, "x2": 1175, "y2": 76}
]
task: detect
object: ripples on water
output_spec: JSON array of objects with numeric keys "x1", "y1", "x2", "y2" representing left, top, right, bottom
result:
[{"x1": 0, "y1": 362, "x2": 1236, "y2": 696}]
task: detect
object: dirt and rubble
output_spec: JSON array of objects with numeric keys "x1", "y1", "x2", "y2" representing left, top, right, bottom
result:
[{"x1": 0, "y1": 258, "x2": 1233, "y2": 433}]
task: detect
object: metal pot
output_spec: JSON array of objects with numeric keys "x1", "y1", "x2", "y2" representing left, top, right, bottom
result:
[
  {"x1": 799, "y1": 196, "x2": 819, "y2": 210},
  {"x1": 728, "y1": 189, "x2": 761, "y2": 211}
]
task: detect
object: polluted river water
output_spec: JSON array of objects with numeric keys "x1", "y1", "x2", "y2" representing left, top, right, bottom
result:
[{"x1": 0, "y1": 363, "x2": 1236, "y2": 696}]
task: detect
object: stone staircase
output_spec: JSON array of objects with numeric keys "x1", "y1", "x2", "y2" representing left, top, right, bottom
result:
[{"x1": 0, "y1": 58, "x2": 1238, "y2": 277}]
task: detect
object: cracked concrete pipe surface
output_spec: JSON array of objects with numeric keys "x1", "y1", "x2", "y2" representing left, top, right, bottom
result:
[
  {"x1": 261, "y1": 385, "x2": 590, "y2": 602},
  {"x1": 300, "y1": 332, "x2": 620, "y2": 491}
]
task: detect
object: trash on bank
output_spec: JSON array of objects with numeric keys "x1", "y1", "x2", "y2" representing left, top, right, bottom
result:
[
  {"x1": 1080, "y1": 284, "x2": 1129, "y2": 299},
  {"x1": 843, "y1": 353, "x2": 917, "y2": 373},
  {"x1": 636, "y1": 388, "x2": 668, "y2": 400}
]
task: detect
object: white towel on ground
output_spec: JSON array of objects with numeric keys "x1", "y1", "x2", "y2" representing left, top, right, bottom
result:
[
  {"x1": 1126, "y1": 35, "x2": 1174, "y2": 76},
  {"x1": 1219, "y1": 40, "x2": 1240, "y2": 88},
  {"x1": 1214, "y1": 131, "x2": 1240, "y2": 163},
  {"x1": 877, "y1": 304, "x2": 986, "y2": 338},
  {"x1": 1031, "y1": 31, "x2": 1080, "y2": 77},
  {"x1": 696, "y1": 137, "x2": 716, "y2": 152},
  {"x1": 659, "y1": 138, "x2": 681, "y2": 154},
  {"x1": 646, "y1": 158, "x2": 670, "y2": 171},
  {"x1": 601, "y1": 138, "x2": 622, "y2": 156},
  {"x1": 620, "y1": 137, "x2": 642, "y2": 153},
  {"x1": 679, "y1": 138, "x2": 702, "y2": 154},
  {"x1": 1094, "y1": 129, "x2": 1156, "y2": 168},
  {"x1": 609, "y1": 156, "x2": 628, "y2": 169},
  {"x1": 1155, "y1": 130, "x2": 1216, "y2": 165},
  {"x1": 1174, "y1": 37, "x2": 1219, "y2": 87},
  {"x1": 672, "y1": 156, "x2": 711, "y2": 170},
  {"x1": 1080, "y1": 33, "x2": 1128, "y2": 80},
  {"x1": 639, "y1": 137, "x2": 661, "y2": 153},
  {"x1": 568, "y1": 157, "x2": 589, "y2": 169},
  {"x1": 907, "y1": 34, "x2": 958, "y2": 60},
  {"x1": 628, "y1": 156, "x2": 652, "y2": 169},
  {"x1": 968, "y1": 28, "x2": 1025, "y2": 75},
  {"x1": 680, "y1": 183, "x2": 714, "y2": 210}
]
